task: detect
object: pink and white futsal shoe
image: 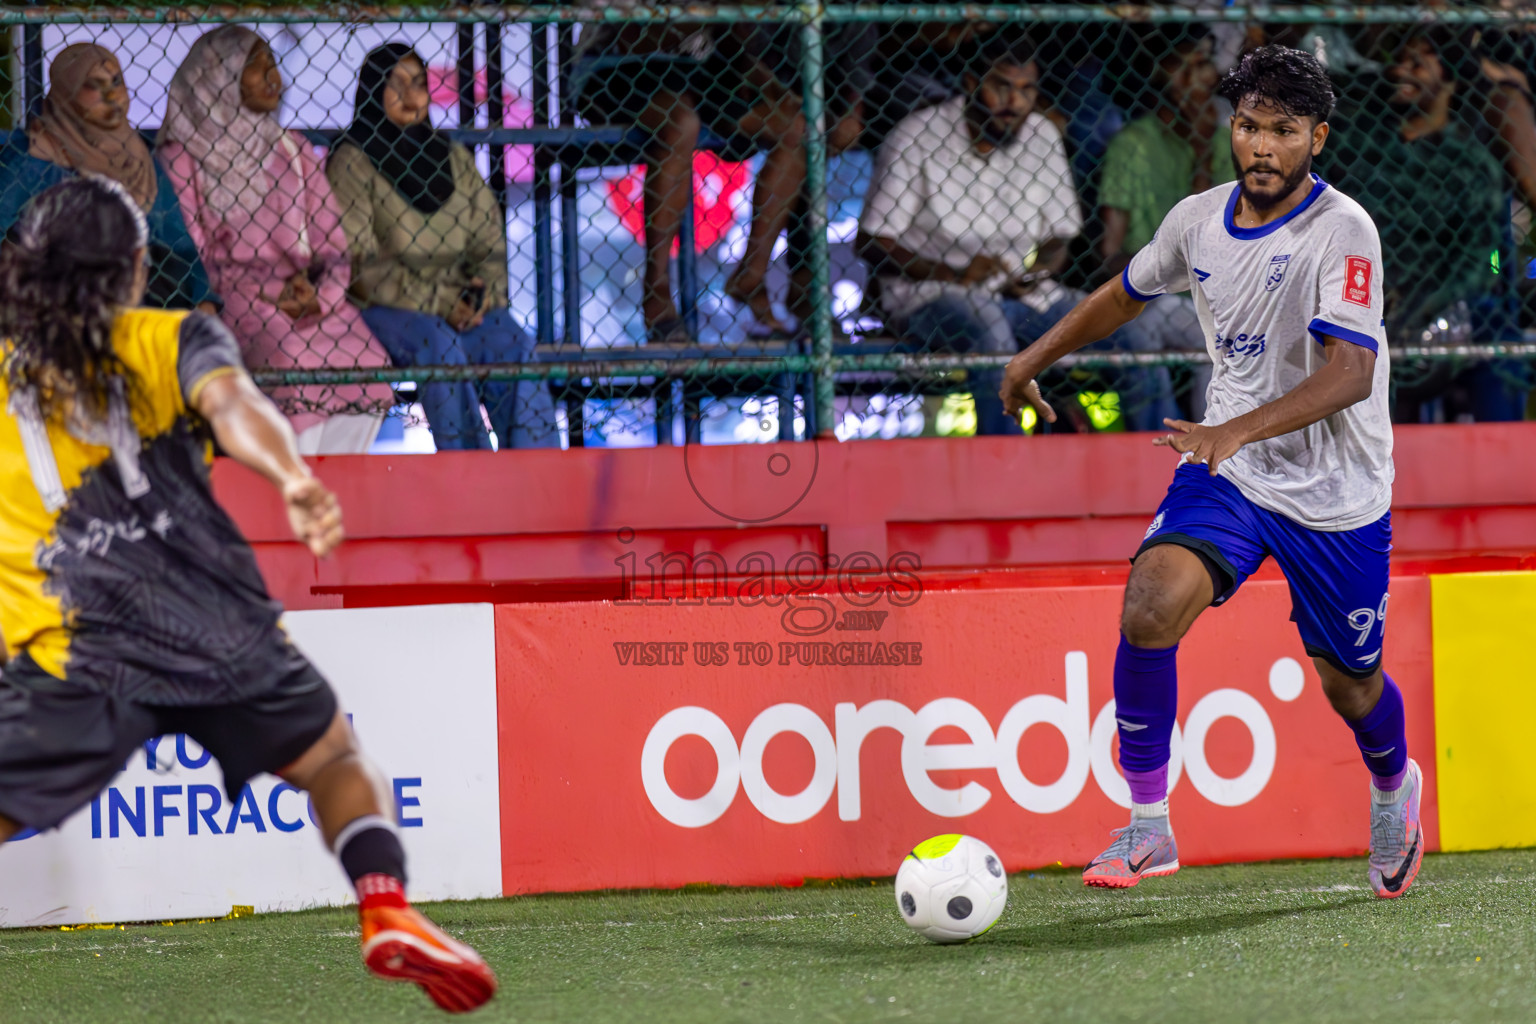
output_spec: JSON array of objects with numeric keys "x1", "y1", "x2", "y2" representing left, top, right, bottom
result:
[
  {"x1": 1367, "y1": 758, "x2": 1425, "y2": 900},
  {"x1": 1082, "y1": 820, "x2": 1180, "y2": 889}
]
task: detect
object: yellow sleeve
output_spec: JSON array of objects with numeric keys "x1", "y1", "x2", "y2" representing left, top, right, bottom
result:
[{"x1": 113, "y1": 308, "x2": 194, "y2": 433}]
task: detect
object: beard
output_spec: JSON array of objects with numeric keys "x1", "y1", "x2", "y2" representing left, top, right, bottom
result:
[
  {"x1": 1231, "y1": 150, "x2": 1313, "y2": 212},
  {"x1": 967, "y1": 95, "x2": 1024, "y2": 147}
]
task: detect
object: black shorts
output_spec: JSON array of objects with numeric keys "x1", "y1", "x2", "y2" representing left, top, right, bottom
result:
[{"x1": 0, "y1": 650, "x2": 338, "y2": 831}]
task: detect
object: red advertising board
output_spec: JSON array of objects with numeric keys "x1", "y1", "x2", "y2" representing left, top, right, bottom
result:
[{"x1": 494, "y1": 578, "x2": 1436, "y2": 894}]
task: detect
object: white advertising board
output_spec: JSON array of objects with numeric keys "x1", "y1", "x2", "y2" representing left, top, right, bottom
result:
[{"x1": 0, "y1": 604, "x2": 502, "y2": 927}]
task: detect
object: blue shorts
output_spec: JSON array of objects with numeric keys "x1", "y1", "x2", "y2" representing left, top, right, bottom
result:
[{"x1": 1135, "y1": 464, "x2": 1392, "y2": 678}]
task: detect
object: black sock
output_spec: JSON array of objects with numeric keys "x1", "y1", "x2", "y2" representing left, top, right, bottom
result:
[{"x1": 334, "y1": 815, "x2": 407, "y2": 886}]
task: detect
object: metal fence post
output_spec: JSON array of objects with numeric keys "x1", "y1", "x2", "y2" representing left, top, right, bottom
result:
[
  {"x1": 556, "y1": 23, "x2": 587, "y2": 447},
  {"x1": 456, "y1": 21, "x2": 476, "y2": 128},
  {"x1": 798, "y1": 1, "x2": 833, "y2": 439},
  {"x1": 531, "y1": 23, "x2": 556, "y2": 350},
  {"x1": 558, "y1": 23, "x2": 581, "y2": 348},
  {"x1": 486, "y1": 22, "x2": 506, "y2": 206},
  {"x1": 22, "y1": 3, "x2": 40, "y2": 124}
]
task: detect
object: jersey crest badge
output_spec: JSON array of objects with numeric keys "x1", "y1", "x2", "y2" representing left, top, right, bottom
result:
[
  {"x1": 1343, "y1": 256, "x2": 1372, "y2": 306},
  {"x1": 1265, "y1": 253, "x2": 1291, "y2": 292}
]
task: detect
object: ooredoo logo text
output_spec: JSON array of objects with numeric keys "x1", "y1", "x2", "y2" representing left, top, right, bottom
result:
[{"x1": 641, "y1": 651, "x2": 1310, "y2": 827}]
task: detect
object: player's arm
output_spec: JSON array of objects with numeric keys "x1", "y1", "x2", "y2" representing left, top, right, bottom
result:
[
  {"x1": 1155, "y1": 334, "x2": 1375, "y2": 474},
  {"x1": 178, "y1": 314, "x2": 344, "y2": 558},
  {"x1": 193, "y1": 373, "x2": 344, "y2": 558},
  {"x1": 999, "y1": 275, "x2": 1148, "y2": 424},
  {"x1": 1001, "y1": 195, "x2": 1196, "y2": 425}
]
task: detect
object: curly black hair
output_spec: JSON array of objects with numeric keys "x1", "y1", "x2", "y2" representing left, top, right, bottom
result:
[
  {"x1": 1218, "y1": 44, "x2": 1336, "y2": 125},
  {"x1": 0, "y1": 176, "x2": 148, "y2": 420}
]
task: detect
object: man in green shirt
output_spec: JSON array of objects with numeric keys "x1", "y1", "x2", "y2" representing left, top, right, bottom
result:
[
  {"x1": 1100, "y1": 30, "x2": 1235, "y2": 262},
  {"x1": 1316, "y1": 30, "x2": 1520, "y2": 421},
  {"x1": 1099, "y1": 26, "x2": 1234, "y2": 416}
]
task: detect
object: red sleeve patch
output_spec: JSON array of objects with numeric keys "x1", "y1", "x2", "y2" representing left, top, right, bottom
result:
[{"x1": 1343, "y1": 256, "x2": 1372, "y2": 307}]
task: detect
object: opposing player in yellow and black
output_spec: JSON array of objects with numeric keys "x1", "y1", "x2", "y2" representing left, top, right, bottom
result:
[{"x1": 0, "y1": 178, "x2": 496, "y2": 1013}]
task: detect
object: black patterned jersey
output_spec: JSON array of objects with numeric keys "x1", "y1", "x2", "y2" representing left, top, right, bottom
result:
[{"x1": 0, "y1": 309, "x2": 296, "y2": 704}]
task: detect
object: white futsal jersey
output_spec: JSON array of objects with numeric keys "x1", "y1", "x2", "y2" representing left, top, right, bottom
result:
[{"x1": 1124, "y1": 175, "x2": 1393, "y2": 531}]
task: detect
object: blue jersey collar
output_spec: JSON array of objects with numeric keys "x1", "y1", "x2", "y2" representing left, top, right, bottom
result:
[{"x1": 1224, "y1": 174, "x2": 1328, "y2": 240}]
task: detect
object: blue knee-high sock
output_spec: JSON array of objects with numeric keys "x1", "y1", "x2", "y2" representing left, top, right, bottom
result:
[
  {"x1": 1347, "y1": 674, "x2": 1408, "y2": 789},
  {"x1": 1114, "y1": 635, "x2": 1179, "y2": 806}
]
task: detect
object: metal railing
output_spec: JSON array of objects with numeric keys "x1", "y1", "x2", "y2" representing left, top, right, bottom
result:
[{"x1": 9, "y1": 4, "x2": 1536, "y2": 444}]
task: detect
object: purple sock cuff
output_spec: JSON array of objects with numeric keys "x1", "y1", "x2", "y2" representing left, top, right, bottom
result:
[
  {"x1": 1124, "y1": 765, "x2": 1169, "y2": 806},
  {"x1": 1117, "y1": 635, "x2": 1179, "y2": 664},
  {"x1": 1372, "y1": 766, "x2": 1407, "y2": 793}
]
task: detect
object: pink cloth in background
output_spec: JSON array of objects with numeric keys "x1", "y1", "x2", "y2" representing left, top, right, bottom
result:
[
  {"x1": 159, "y1": 134, "x2": 395, "y2": 433},
  {"x1": 427, "y1": 65, "x2": 535, "y2": 183}
]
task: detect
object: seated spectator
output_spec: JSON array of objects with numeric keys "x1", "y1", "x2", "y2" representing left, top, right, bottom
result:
[
  {"x1": 1468, "y1": 29, "x2": 1536, "y2": 350},
  {"x1": 571, "y1": 20, "x2": 806, "y2": 339},
  {"x1": 1100, "y1": 25, "x2": 1232, "y2": 418},
  {"x1": 0, "y1": 42, "x2": 216, "y2": 312},
  {"x1": 751, "y1": 20, "x2": 875, "y2": 331},
  {"x1": 857, "y1": 41, "x2": 1177, "y2": 435},
  {"x1": 327, "y1": 43, "x2": 558, "y2": 451},
  {"x1": 1318, "y1": 29, "x2": 1519, "y2": 422},
  {"x1": 158, "y1": 26, "x2": 395, "y2": 454},
  {"x1": 1478, "y1": 28, "x2": 1536, "y2": 218}
]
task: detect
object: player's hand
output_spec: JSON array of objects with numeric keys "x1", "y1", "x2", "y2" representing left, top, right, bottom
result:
[
  {"x1": 1000, "y1": 353, "x2": 1057, "y2": 426},
  {"x1": 1153, "y1": 418, "x2": 1247, "y2": 475},
  {"x1": 283, "y1": 476, "x2": 345, "y2": 558}
]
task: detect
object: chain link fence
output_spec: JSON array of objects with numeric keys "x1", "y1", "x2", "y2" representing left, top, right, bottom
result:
[{"x1": 7, "y1": 4, "x2": 1536, "y2": 449}]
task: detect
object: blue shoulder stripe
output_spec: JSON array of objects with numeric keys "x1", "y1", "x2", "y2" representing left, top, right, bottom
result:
[{"x1": 1308, "y1": 317, "x2": 1380, "y2": 354}]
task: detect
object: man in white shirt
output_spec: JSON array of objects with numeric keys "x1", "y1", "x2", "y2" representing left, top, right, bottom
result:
[
  {"x1": 999, "y1": 46, "x2": 1421, "y2": 901},
  {"x1": 858, "y1": 42, "x2": 1178, "y2": 435}
]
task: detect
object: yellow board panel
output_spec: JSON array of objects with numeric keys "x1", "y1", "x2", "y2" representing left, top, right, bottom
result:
[{"x1": 1431, "y1": 572, "x2": 1536, "y2": 851}]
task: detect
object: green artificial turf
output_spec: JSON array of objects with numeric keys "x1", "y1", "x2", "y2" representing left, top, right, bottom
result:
[{"x1": 2, "y1": 850, "x2": 1533, "y2": 1024}]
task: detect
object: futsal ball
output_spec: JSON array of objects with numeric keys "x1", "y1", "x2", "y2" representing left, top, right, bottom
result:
[{"x1": 894, "y1": 834, "x2": 1008, "y2": 943}]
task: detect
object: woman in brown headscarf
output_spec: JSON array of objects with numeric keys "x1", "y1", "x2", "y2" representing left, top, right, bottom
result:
[
  {"x1": 28, "y1": 43, "x2": 158, "y2": 208},
  {"x1": 0, "y1": 42, "x2": 217, "y2": 311}
]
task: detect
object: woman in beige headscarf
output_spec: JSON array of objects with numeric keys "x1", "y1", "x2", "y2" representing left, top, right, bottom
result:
[{"x1": 0, "y1": 42, "x2": 217, "y2": 311}]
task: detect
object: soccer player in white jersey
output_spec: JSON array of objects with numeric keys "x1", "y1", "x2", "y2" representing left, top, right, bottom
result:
[{"x1": 1000, "y1": 46, "x2": 1421, "y2": 898}]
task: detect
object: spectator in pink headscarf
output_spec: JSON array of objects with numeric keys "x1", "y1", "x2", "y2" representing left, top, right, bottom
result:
[{"x1": 157, "y1": 25, "x2": 394, "y2": 453}]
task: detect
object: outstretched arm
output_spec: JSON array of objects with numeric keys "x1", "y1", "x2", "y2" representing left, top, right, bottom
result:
[
  {"x1": 999, "y1": 275, "x2": 1147, "y2": 424},
  {"x1": 1156, "y1": 334, "x2": 1375, "y2": 474},
  {"x1": 193, "y1": 372, "x2": 344, "y2": 557}
]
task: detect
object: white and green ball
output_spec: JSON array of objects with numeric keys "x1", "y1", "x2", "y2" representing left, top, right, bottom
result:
[{"x1": 894, "y1": 834, "x2": 1008, "y2": 944}]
